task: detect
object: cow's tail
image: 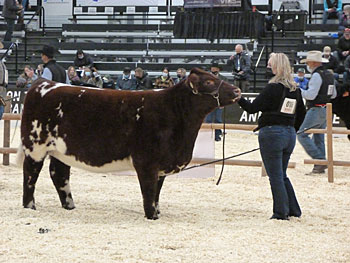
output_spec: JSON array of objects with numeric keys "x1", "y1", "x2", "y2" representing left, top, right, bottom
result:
[{"x1": 16, "y1": 142, "x2": 25, "y2": 168}]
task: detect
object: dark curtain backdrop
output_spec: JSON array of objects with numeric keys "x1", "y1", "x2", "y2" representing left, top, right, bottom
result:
[{"x1": 174, "y1": 10, "x2": 265, "y2": 40}]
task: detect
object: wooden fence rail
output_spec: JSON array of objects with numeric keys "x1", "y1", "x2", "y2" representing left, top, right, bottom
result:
[{"x1": 2, "y1": 103, "x2": 349, "y2": 183}]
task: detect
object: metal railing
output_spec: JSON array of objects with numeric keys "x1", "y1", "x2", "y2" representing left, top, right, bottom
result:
[
  {"x1": 1, "y1": 42, "x2": 18, "y2": 74},
  {"x1": 253, "y1": 45, "x2": 265, "y2": 93},
  {"x1": 24, "y1": 6, "x2": 45, "y2": 61}
]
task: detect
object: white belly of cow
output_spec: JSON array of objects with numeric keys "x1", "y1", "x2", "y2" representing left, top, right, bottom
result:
[{"x1": 49, "y1": 150, "x2": 134, "y2": 173}]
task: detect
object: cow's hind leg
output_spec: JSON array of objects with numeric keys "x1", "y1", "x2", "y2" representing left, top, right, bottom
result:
[
  {"x1": 49, "y1": 157, "x2": 75, "y2": 210},
  {"x1": 136, "y1": 169, "x2": 158, "y2": 220},
  {"x1": 155, "y1": 176, "x2": 165, "y2": 215},
  {"x1": 23, "y1": 156, "x2": 44, "y2": 209}
]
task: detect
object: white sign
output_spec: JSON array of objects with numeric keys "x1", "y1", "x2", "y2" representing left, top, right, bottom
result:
[{"x1": 76, "y1": 0, "x2": 158, "y2": 6}]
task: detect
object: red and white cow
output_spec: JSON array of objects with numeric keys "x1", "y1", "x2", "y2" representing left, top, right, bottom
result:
[{"x1": 17, "y1": 68, "x2": 240, "y2": 220}]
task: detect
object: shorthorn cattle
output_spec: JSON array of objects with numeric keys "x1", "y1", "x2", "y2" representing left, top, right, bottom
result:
[{"x1": 17, "y1": 68, "x2": 241, "y2": 220}]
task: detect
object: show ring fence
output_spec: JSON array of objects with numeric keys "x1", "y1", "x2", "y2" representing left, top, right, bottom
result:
[{"x1": 1, "y1": 101, "x2": 349, "y2": 182}]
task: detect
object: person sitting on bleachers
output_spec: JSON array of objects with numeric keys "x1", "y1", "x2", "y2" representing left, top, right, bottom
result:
[
  {"x1": 74, "y1": 49, "x2": 94, "y2": 69},
  {"x1": 336, "y1": 28, "x2": 350, "y2": 62},
  {"x1": 339, "y1": 5, "x2": 350, "y2": 32},
  {"x1": 174, "y1": 68, "x2": 187, "y2": 84},
  {"x1": 87, "y1": 67, "x2": 103, "y2": 88},
  {"x1": 135, "y1": 67, "x2": 153, "y2": 90},
  {"x1": 294, "y1": 68, "x2": 309, "y2": 90},
  {"x1": 322, "y1": 46, "x2": 340, "y2": 79},
  {"x1": 116, "y1": 67, "x2": 137, "y2": 90},
  {"x1": 67, "y1": 66, "x2": 81, "y2": 85},
  {"x1": 154, "y1": 67, "x2": 175, "y2": 89},
  {"x1": 80, "y1": 66, "x2": 93, "y2": 83},
  {"x1": 36, "y1": 64, "x2": 44, "y2": 77},
  {"x1": 16, "y1": 65, "x2": 38, "y2": 88},
  {"x1": 323, "y1": 0, "x2": 342, "y2": 24}
]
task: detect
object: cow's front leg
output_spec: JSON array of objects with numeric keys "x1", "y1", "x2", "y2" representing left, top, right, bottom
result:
[
  {"x1": 136, "y1": 170, "x2": 158, "y2": 220},
  {"x1": 155, "y1": 176, "x2": 165, "y2": 214},
  {"x1": 23, "y1": 156, "x2": 44, "y2": 209},
  {"x1": 49, "y1": 157, "x2": 75, "y2": 210}
]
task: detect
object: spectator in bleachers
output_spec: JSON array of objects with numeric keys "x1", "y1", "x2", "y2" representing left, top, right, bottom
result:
[
  {"x1": 80, "y1": 67, "x2": 93, "y2": 84},
  {"x1": 342, "y1": 53, "x2": 350, "y2": 83},
  {"x1": 322, "y1": 46, "x2": 339, "y2": 71},
  {"x1": 36, "y1": 64, "x2": 44, "y2": 77},
  {"x1": 339, "y1": 5, "x2": 350, "y2": 32},
  {"x1": 294, "y1": 68, "x2": 309, "y2": 90},
  {"x1": 116, "y1": 67, "x2": 137, "y2": 90},
  {"x1": 134, "y1": 67, "x2": 153, "y2": 90},
  {"x1": 336, "y1": 28, "x2": 350, "y2": 62},
  {"x1": 67, "y1": 66, "x2": 81, "y2": 85},
  {"x1": 74, "y1": 49, "x2": 94, "y2": 69},
  {"x1": 2, "y1": 0, "x2": 23, "y2": 42},
  {"x1": 16, "y1": 65, "x2": 38, "y2": 88},
  {"x1": 205, "y1": 62, "x2": 228, "y2": 142},
  {"x1": 174, "y1": 68, "x2": 187, "y2": 84},
  {"x1": 323, "y1": 0, "x2": 342, "y2": 24},
  {"x1": 102, "y1": 75, "x2": 115, "y2": 89},
  {"x1": 322, "y1": 46, "x2": 340, "y2": 80},
  {"x1": 17, "y1": 0, "x2": 29, "y2": 25},
  {"x1": 154, "y1": 67, "x2": 174, "y2": 89},
  {"x1": 87, "y1": 67, "x2": 103, "y2": 88},
  {"x1": 227, "y1": 44, "x2": 251, "y2": 93}
]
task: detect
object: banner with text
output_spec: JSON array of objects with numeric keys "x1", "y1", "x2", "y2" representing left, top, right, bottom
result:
[
  {"x1": 76, "y1": 0, "x2": 158, "y2": 6},
  {"x1": 4, "y1": 89, "x2": 345, "y2": 127}
]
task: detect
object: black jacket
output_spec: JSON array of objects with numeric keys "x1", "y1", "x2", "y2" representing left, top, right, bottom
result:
[
  {"x1": 135, "y1": 73, "x2": 153, "y2": 90},
  {"x1": 74, "y1": 53, "x2": 94, "y2": 68},
  {"x1": 2, "y1": 0, "x2": 22, "y2": 19},
  {"x1": 44, "y1": 60, "x2": 67, "y2": 83},
  {"x1": 238, "y1": 83, "x2": 306, "y2": 131},
  {"x1": 337, "y1": 36, "x2": 350, "y2": 53}
]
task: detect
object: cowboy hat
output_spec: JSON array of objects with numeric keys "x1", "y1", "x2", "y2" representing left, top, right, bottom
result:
[
  {"x1": 40, "y1": 45, "x2": 60, "y2": 58},
  {"x1": 300, "y1": 50, "x2": 329, "y2": 63}
]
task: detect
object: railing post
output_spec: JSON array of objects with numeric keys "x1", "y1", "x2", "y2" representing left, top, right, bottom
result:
[
  {"x1": 3, "y1": 96, "x2": 11, "y2": 165},
  {"x1": 326, "y1": 103, "x2": 334, "y2": 183}
]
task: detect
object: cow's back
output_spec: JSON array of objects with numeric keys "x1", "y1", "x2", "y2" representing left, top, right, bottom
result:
[{"x1": 20, "y1": 79, "x2": 156, "y2": 172}]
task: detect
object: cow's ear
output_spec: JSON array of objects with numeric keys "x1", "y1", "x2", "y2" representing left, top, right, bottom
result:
[{"x1": 186, "y1": 72, "x2": 200, "y2": 94}]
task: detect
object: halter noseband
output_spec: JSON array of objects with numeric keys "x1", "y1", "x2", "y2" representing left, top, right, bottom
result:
[{"x1": 190, "y1": 79, "x2": 224, "y2": 107}]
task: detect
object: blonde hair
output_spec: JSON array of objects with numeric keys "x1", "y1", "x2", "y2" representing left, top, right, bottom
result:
[{"x1": 268, "y1": 53, "x2": 297, "y2": 91}]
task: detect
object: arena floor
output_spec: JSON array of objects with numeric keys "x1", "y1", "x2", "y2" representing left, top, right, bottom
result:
[{"x1": 0, "y1": 129, "x2": 349, "y2": 263}]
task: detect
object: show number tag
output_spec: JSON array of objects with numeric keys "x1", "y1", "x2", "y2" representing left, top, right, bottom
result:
[
  {"x1": 280, "y1": 98, "x2": 297, "y2": 114},
  {"x1": 327, "y1": 85, "x2": 334, "y2": 96}
]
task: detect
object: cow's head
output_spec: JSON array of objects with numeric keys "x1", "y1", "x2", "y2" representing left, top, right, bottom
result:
[{"x1": 186, "y1": 68, "x2": 241, "y2": 107}]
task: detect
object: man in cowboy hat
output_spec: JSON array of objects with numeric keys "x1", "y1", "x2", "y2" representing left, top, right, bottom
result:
[
  {"x1": 297, "y1": 51, "x2": 337, "y2": 174},
  {"x1": 41, "y1": 45, "x2": 70, "y2": 84}
]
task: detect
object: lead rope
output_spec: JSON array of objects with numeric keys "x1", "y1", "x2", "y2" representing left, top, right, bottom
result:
[{"x1": 216, "y1": 106, "x2": 226, "y2": 185}]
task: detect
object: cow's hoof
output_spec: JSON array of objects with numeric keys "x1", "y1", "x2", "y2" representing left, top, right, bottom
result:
[
  {"x1": 62, "y1": 204, "x2": 75, "y2": 210},
  {"x1": 23, "y1": 201, "x2": 36, "y2": 210},
  {"x1": 145, "y1": 214, "x2": 159, "y2": 220}
]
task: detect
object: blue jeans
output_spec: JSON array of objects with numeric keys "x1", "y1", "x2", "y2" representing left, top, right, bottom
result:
[
  {"x1": 4, "y1": 18, "x2": 15, "y2": 42},
  {"x1": 205, "y1": 108, "x2": 223, "y2": 140},
  {"x1": 259, "y1": 125, "x2": 301, "y2": 218},
  {"x1": 297, "y1": 107, "x2": 326, "y2": 160},
  {"x1": 322, "y1": 10, "x2": 342, "y2": 24},
  {"x1": 0, "y1": 106, "x2": 4, "y2": 120}
]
